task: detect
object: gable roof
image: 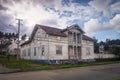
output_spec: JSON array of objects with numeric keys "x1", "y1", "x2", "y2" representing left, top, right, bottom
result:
[
  {"x1": 21, "y1": 24, "x2": 67, "y2": 46},
  {"x1": 20, "y1": 40, "x2": 31, "y2": 46},
  {"x1": 36, "y1": 24, "x2": 67, "y2": 37},
  {"x1": 62, "y1": 24, "x2": 85, "y2": 33},
  {"x1": 82, "y1": 35, "x2": 95, "y2": 42},
  {"x1": 21, "y1": 24, "x2": 95, "y2": 46},
  {"x1": 69, "y1": 24, "x2": 85, "y2": 33}
]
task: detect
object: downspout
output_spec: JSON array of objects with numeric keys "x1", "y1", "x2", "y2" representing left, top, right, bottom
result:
[
  {"x1": 67, "y1": 27, "x2": 70, "y2": 61},
  {"x1": 81, "y1": 33, "x2": 83, "y2": 60},
  {"x1": 48, "y1": 35, "x2": 50, "y2": 63}
]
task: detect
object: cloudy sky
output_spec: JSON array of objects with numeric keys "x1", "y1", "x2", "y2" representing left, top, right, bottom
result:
[{"x1": 0, "y1": 0, "x2": 120, "y2": 41}]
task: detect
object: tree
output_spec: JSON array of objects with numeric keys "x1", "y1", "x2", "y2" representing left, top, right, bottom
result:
[
  {"x1": 0, "y1": 31, "x2": 4, "y2": 38},
  {"x1": 104, "y1": 39, "x2": 110, "y2": 51},
  {"x1": 109, "y1": 45, "x2": 120, "y2": 58},
  {"x1": 8, "y1": 33, "x2": 12, "y2": 39},
  {"x1": 0, "y1": 31, "x2": 17, "y2": 55},
  {"x1": 105, "y1": 39, "x2": 120, "y2": 58},
  {"x1": 94, "y1": 38, "x2": 99, "y2": 53}
]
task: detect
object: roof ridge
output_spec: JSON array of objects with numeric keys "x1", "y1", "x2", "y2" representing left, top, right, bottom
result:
[
  {"x1": 36, "y1": 24, "x2": 65, "y2": 30},
  {"x1": 83, "y1": 35, "x2": 95, "y2": 42}
]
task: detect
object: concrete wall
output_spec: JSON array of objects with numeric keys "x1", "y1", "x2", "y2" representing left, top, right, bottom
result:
[
  {"x1": 81, "y1": 40, "x2": 94, "y2": 60},
  {"x1": 94, "y1": 53, "x2": 117, "y2": 59},
  {"x1": 20, "y1": 28, "x2": 68, "y2": 60},
  {"x1": 48, "y1": 41, "x2": 68, "y2": 60},
  {"x1": 20, "y1": 28, "x2": 49, "y2": 60},
  {"x1": 20, "y1": 40, "x2": 49, "y2": 60}
]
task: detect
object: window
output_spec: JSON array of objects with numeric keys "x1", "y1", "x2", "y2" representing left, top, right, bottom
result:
[
  {"x1": 37, "y1": 32, "x2": 40, "y2": 37},
  {"x1": 34, "y1": 47, "x2": 36, "y2": 56},
  {"x1": 37, "y1": 32, "x2": 41, "y2": 41},
  {"x1": 86, "y1": 47, "x2": 90, "y2": 55},
  {"x1": 41, "y1": 45, "x2": 45, "y2": 56},
  {"x1": 56, "y1": 45, "x2": 62, "y2": 55},
  {"x1": 22, "y1": 49, "x2": 26, "y2": 56},
  {"x1": 73, "y1": 33, "x2": 76, "y2": 42},
  {"x1": 86, "y1": 40, "x2": 89, "y2": 44},
  {"x1": 28, "y1": 48, "x2": 31, "y2": 56},
  {"x1": 77, "y1": 34, "x2": 81, "y2": 43},
  {"x1": 45, "y1": 34, "x2": 47, "y2": 38},
  {"x1": 24, "y1": 50, "x2": 26, "y2": 56},
  {"x1": 42, "y1": 33, "x2": 46, "y2": 38}
]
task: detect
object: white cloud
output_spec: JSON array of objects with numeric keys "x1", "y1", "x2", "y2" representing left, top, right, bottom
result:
[
  {"x1": 109, "y1": 14, "x2": 120, "y2": 31},
  {"x1": 84, "y1": 14, "x2": 120, "y2": 34},
  {"x1": 89, "y1": 0, "x2": 111, "y2": 17},
  {"x1": 4, "y1": 0, "x2": 68, "y2": 34},
  {"x1": 1, "y1": 0, "x2": 119, "y2": 38},
  {"x1": 1, "y1": 0, "x2": 96, "y2": 35},
  {"x1": 84, "y1": 19, "x2": 101, "y2": 33},
  {"x1": 111, "y1": 2, "x2": 120, "y2": 11}
]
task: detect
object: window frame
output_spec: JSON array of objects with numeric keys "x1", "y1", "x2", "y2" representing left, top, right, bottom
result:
[
  {"x1": 34, "y1": 47, "x2": 37, "y2": 56},
  {"x1": 41, "y1": 45, "x2": 45, "y2": 56},
  {"x1": 28, "y1": 48, "x2": 31, "y2": 56},
  {"x1": 56, "y1": 45, "x2": 62, "y2": 55},
  {"x1": 86, "y1": 47, "x2": 91, "y2": 55}
]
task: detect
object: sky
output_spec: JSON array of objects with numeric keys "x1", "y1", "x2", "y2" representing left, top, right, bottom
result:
[{"x1": 0, "y1": 0, "x2": 120, "y2": 42}]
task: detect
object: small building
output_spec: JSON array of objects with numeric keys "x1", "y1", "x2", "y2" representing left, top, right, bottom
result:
[
  {"x1": 99, "y1": 45, "x2": 104, "y2": 53},
  {"x1": 8, "y1": 39, "x2": 17, "y2": 56},
  {"x1": 20, "y1": 24, "x2": 95, "y2": 64}
]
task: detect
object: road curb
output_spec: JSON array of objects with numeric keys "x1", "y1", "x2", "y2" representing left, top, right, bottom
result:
[{"x1": 0, "y1": 70, "x2": 22, "y2": 74}]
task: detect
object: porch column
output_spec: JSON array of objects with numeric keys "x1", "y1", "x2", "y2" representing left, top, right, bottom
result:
[
  {"x1": 80, "y1": 34, "x2": 82, "y2": 43},
  {"x1": 72, "y1": 32, "x2": 74, "y2": 42},
  {"x1": 72, "y1": 32, "x2": 74, "y2": 59},
  {"x1": 76, "y1": 33, "x2": 78, "y2": 59}
]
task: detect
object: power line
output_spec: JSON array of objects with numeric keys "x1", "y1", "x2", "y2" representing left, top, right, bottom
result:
[
  {"x1": 0, "y1": 19, "x2": 10, "y2": 29},
  {"x1": 0, "y1": 19, "x2": 17, "y2": 32}
]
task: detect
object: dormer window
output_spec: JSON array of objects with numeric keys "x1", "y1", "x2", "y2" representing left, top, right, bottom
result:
[{"x1": 37, "y1": 32, "x2": 40, "y2": 38}]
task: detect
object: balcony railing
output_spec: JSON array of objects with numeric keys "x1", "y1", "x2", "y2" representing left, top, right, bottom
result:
[{"x1": 68, "y1": 39, "x2": 81, "y2": 45}]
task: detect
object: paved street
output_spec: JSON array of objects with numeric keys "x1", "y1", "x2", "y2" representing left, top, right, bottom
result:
[{"x1": 0, "y1": 63, "x2": 120, "y2": 80}]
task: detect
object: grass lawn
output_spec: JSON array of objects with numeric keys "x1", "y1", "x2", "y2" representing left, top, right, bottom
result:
[
  {"x1": 0, "y1": 55, "x2": 120, "y2": 71},
  {"x1": 116, "y1": 78, "x2": 120, "y2": 80}
]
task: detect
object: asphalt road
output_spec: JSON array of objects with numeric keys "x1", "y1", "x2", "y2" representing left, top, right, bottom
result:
[{"x1": 0, "y1": 63, "x2": 120, "y2": 80}]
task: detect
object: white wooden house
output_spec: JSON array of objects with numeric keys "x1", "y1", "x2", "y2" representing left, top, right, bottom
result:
[{"x1": 20, "y1": 24, "x2": 95, "y2": 63}]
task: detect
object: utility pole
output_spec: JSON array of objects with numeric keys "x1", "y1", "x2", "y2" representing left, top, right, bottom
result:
[{"x1": 16, "y1": 19, "x2": 23, "y2": 60}]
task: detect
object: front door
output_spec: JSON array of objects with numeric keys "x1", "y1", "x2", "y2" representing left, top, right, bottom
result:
[
  {"x1": 68, "y1": 46, "x2": 75, "y2": 59},
  {"x1": 77, "y1": 46, "x2": 81, "y2": 60}
]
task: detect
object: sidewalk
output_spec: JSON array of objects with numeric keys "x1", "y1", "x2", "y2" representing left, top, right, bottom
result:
[{"x1": 0, "y1": 64, "x2": 21, "y2": 74}]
